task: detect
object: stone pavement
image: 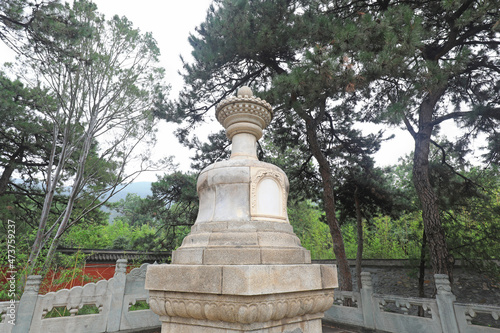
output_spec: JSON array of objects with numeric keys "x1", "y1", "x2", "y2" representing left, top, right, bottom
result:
[
  {"x1": 322, "y1": 322, "x2": 357, "y2": 333},
  {"x1": 147, "y1": 323, "x2": 355, "y2": 332},
  {"x1": 147, "y1": 322, "x2": 356, "y2": 332}
]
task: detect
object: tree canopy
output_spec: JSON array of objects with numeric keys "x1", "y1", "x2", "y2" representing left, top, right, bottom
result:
[
  {"x1": 1, "y1": 0, "x2": 170, "y2": 278},
  {"x1": 164, "y1": 0, "x2": 499, "y2": 288}
]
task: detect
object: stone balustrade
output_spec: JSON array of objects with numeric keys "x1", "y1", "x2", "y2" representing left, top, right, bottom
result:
[
  {"x1": 0, "y1": 259, "x2": 160, "y2": 333},
  {"x1": 1, "y1": 262, "x2": 499, "y2": 333},
  {"x1": 324, "y1": 271, "x2": 500, "y2": 333}
]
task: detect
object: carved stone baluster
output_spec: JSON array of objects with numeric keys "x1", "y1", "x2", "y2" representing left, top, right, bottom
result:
[
  {"x1": 492, "y1": 310, "x2": 500, "y2": 321},
  {"x1": 106, "y1": 259, "x2": 127, "y2": 331},
  {"x1": 69, "y1": 307, "x2": 79, "y2": 317},
  {"x1": 435, "y1": 274, "x2": 460, "y2": 333},
  {"x1": 465, "y1": 308, "x2": 475, "y2": 325},
  {"x1": 12, "y1": 275, "x2": 42, "y2": 333},
  {"x1": 360, "y1": 271, "x2": 376, "y2": 329}
]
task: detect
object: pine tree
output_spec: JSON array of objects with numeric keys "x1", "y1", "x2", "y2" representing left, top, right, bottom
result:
[{"x1": 164, "y1": 0, "x2": 499, "y2": 286}]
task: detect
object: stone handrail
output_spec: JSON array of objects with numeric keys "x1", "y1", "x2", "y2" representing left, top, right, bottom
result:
[
  {"x1": 0, "y1": 300, "x2": 18, "y2": 332},
  {"x1": 373, "y1": 293, "x2": 437, "y2": 317},
  {"x1": 0, "y1": 259, "x2": 160, "y2": 333},
  {"x1": 324, "y1": 271, "x2": 500, "y2": 333},
  {"x1": 3, "y1": 263, "x2": 499, "y2": 333},
  {"x1": 454, "y1": 303, "x2": 500, "y2": 333},
  {"x1": 333, "y1": 290, "x2": 361, "y2": 307}
]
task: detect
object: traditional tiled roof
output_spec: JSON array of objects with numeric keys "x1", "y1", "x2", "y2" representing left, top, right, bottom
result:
[{"x1": 57, "y1": 247, "x2": 171, "y2": 263}]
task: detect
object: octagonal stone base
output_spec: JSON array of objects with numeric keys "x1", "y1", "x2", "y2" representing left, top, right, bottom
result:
[
  {"x1": 158, "y1": 314, "x2": 324, "y2": 332},
  {"x1": 146, "y1": 264, "x2": 337, "y2": 332}
]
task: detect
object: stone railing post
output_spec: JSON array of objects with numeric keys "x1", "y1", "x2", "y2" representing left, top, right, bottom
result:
[
  {"x1": 360, "y1": 271, "x2": 376, "y2": 330},
  {"x1": 435, "y1": 274, "x2": 460, "y2": 333},
  {"x1": 106, "y1": 259, "x2": 127, "y2": 332},
  {"x1": 12, "y1": 275, "x2": 42, "y2": 333}
]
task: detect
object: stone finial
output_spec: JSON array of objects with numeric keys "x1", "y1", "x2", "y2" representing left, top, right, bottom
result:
[
  {"x1": 215, "y1": 86, "x2": 272, "y2": 141},
  {"x1": 237, "y1": 86, "x2": 253, "y2": 97},
  {"x1": 435, "y1": 274, "x2": 452, "y2": 295},
  {"x1": 24, "y1": 275, "x2": 42, "y2": 295},
  {"x1": 115, "y1": 259, "x2": 127, "y2": 275},
  {"x1": 361, "y1": 272, "x2": 373, "y2": 289}
]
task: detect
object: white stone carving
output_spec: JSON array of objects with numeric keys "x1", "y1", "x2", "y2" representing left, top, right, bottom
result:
[
  {"x1": 149, "y1": 290, "x2": 333, "y2": 324},
  {"x1": 250, "y1": 169, "x2": 288, "y2": 220}
]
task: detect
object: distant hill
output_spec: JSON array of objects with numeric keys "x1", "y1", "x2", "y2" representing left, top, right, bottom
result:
[
  {"x1": 102, "y1": 182, "x2": 152, "y2": 222},
  {"x1": 11, "y1": 179, "x2": 153, "y2": 222},
  {"x1": 107, "y1": 182, "x2": 153, "y2": 202}
]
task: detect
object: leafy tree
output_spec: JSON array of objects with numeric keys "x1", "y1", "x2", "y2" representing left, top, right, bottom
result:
[
  {"x1": 0, "y1": 0, "x2": 94, "y2": 58},
  {"x1": 0, "y1": 71, "x2": 55, "y2": 196},
  {"x1": 145, "y1": 172, "x2": 199, "y2": 252},
  {"x1": 60, "y1": 218, "x2": 158, "y2": 252},
  {"x1": 388, "y1": 149, "x2": 500, "y2": 297},
  {"x1": 348, "y1": 0, "x2": 499, "y2": 281},
  {"x1": 114, "y1": 193, "x2": 153, "y2": 227},
  {"x1": 336, "y1": 162, "x2": 404, "y2": 289},
  {"x1": 288, "y1": 200, "x2": 332, "y2": 260},
  {"x1": 10, "y1": 0, "x2": 170, "y2": 276},
  {"x1": 435, "y1": 164, "x2": 500, "y2": 273},
  {"x1": 0, "y1": 71, "x2": 81, "y2": 251},
  {"x1": 186, "y1": 130, "x2": 231, "y2": 171}
]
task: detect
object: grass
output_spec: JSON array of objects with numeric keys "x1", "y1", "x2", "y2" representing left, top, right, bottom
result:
[
  {"x1": 43, "y1": 304, "x2": 99, "y2": 318},
  {"x1": 129, "y1": 300, "x2": 149, "y2": 311}
]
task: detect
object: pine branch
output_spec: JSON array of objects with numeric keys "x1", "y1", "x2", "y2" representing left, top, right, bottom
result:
[{"x1": 430, "y1": 139, "x2": 485, "y2": 191}]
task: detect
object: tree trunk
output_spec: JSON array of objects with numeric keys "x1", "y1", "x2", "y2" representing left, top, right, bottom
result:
[
  {"x1": 354, "y1": 186, "x2": 363, "y2": 291},
  {"x1": 27, "y1": 123, "x2": 67, "y2": 278},
  {"x1": 413, "y1": 95, "x2": 454, "y2": 282},
  {"x1": 0, "y1": 145, "x2": 25, "y2": 196},
  {"x1": 417, "y1": 229, "x2": 427, "y2": 317},
  {"x1": 304, "y1": 117, "x2": 353, "y2": 291},
  {"x1": 42, "y1": 117, "x2": 95, "y2": 273}
]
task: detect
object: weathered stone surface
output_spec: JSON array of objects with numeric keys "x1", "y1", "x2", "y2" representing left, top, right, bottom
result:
[
  {"x1": 212, "y1": 183, "x2": 250, "y2": 221},
  {"x1": 220, "y1": 265, "x2": 326, "y2": 295},
  {"x1": 146, "y1": 264, "x2": 337, "y2": 296},
  {"x1": 149, "y1": 289, "x2": 333, "y2": 325},
  {"x1": 260, "y1": 248, "x2": 311, "y2": 265},
  {"x1": 320, "y1": 265, "x2": 339, "y2": 289},
  {"x1": 146, "y1": 265, "x2": 223, "y2": 294},
  {"x1": 203, "y1": 248, "x2": 262, "y2": 265},
  {"x1": 159, "y1": 315, "x2": 323, "y2": 332},
  {"x1": 171, "y1": 248, "x2": 204, "y2": 265}
]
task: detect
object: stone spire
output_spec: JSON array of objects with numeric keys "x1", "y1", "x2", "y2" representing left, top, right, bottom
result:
[
  {"x1": 216, "y1": 86, "x2": 272, "y2": 160},
  {"x1": 168, "y1": 86, "x2": 308, "y2": 265}
]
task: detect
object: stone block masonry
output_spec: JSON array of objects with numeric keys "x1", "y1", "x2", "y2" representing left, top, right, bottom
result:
[{"x1": 2, "y1": 260, "x2": 499, "y2": 332}]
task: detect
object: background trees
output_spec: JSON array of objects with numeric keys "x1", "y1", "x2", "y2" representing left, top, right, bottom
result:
[
  {"x1": 0, "y1": 0, "x2": 170, "y2": 279},
  {"x1": 161, "y1": 0, "x2": 499, "y2": 290},
  {"x1": 351, "y1": 0, "x2": 500, "y2": 282},
  {"x1": 0, "y1": 0, "x2": 497, "y2": 295},
  {"x1": 0, "y1": 72, "x2": 54, "y2": 197}
]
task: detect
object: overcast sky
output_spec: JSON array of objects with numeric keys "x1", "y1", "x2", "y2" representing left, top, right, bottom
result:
[
  {"x1": 1, "y1": 0, "x2": 450, "y2": 182},
  {"x1": 93, "y1": 0, "x2": 215, "y2": 179}
]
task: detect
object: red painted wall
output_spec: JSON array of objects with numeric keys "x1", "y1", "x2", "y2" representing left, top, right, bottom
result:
[{"x1": 1, "y1": 263, "x2": 139, "y2": 300}]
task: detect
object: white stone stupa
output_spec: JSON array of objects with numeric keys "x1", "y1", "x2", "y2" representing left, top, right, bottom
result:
[{"x1": 145, "y1": 86, "x2": 337, "y2": 332}]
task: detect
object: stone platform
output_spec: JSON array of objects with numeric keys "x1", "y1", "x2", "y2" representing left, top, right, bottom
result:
[{"x1": 146, "y1": 264, "x2": 337, "y2": 332}]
